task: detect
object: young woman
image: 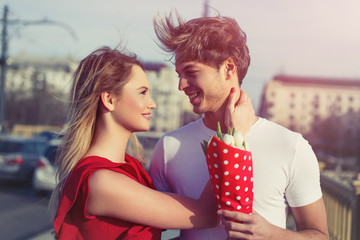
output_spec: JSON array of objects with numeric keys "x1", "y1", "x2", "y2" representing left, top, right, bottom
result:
[{"x1": 50, "y1": 46, "x2": 254, "y2": 240}]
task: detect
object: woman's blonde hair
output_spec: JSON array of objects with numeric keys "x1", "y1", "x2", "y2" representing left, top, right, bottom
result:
[{"x1": 49, "y1": 46, "x2": 144, "y2": 219}]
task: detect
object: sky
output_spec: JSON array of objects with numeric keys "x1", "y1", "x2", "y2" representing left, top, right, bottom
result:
[{"x1": 1, "y1": 0, "x2": 360, "y2": 112}]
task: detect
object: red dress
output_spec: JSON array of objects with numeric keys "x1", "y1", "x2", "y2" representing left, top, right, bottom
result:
[{"x1": 54, "y1": 155, "x2": 162, "y2": 240}]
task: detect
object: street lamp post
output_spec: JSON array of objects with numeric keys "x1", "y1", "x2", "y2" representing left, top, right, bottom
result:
[{"x1": 0, "y1": 5, "x2": 8, "y2": 134}]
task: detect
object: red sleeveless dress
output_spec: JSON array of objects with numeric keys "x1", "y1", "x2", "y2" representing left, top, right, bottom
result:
[{"x1": 54, "y1": 155, "x2": 162, "y2": 240}]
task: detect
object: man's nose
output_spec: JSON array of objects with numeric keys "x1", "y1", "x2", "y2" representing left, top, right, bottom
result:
[{"x1": 178, "y1": 77, "x2": 189, "y2": 91}]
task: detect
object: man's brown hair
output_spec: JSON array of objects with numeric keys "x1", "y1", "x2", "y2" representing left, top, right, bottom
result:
[{"x1": 154, "y1": 10, "x2": 250, "y2": 85}]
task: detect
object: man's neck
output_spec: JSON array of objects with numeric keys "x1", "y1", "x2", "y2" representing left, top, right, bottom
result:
[{"x1": 203, "y1": 110, "x2": 227, "y2": 133}]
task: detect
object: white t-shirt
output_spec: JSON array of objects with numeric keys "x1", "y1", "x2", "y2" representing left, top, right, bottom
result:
[{"x1": 149, "y1": 117, "x2": 322, "y2": 240}]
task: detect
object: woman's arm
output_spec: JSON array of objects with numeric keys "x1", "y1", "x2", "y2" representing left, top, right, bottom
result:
[{"x1": 87, "y1": 169, "x2": 219, "y2": 229}]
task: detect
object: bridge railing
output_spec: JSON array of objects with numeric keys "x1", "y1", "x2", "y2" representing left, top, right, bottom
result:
[{"x1": 320, "y1": 174, "x2": 360, "y2": 240}]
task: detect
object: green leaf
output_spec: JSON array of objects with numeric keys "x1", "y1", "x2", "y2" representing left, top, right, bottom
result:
[
  {"x1": 200, "y1": 141, "x2": 208, "y2": 155},
  {"x1": 217, "y1": 121, "x2": 223, "y2": 141}
]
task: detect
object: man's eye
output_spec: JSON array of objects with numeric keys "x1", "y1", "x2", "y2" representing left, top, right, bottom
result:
[{"x1": 186, "y1": 71, "x2": 197, "y2": 77}]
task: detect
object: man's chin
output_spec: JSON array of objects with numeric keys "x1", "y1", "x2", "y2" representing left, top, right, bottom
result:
[{"x1": 192, "y1": 106, "x2": 205, "y2": 115}]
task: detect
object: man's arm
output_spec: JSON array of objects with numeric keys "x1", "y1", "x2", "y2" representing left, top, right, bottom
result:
[{"x1": 218, "y1": 198, "x2": 328, "y2": 240}]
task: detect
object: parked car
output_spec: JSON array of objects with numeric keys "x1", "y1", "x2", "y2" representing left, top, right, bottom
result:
[
  {"x1": 32, "y1": 139, "x2": 61, "y2": 194},
  {"x1": 0, "y1": 135, "x2": 48, "y2": 184},
  {"x1": 33, "y1": 131, "x2": 62, "y2": 141}
]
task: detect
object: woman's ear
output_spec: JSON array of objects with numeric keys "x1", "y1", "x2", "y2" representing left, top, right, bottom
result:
[
  {"x1": 224, "y1": 57, "x2": 237, "y2": 81},
  {"x1": 100, "y1": 91, "x2": 115, "y2": 111}
]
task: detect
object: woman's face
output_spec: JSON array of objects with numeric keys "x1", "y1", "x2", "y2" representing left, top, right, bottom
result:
[{"x1": 112, "y1": 65, "x2": 156, "y2": 133}]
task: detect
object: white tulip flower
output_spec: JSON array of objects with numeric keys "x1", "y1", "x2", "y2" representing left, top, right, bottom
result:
[
  {"x1": 223, "y1": 134, "x2": 235, "y2": 147},
  {"x1": 233, "y1": 132, "x2": 244, "y2": 148}
]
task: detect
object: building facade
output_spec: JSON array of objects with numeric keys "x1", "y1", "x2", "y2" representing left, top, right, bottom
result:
[{"x1": 259, "y1": 74, "x2": 360, "y2": 135}]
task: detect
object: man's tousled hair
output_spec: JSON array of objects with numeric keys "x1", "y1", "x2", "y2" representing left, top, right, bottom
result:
[{"x1": 153, "y1": 10, "x2": 250, "y2": 85}]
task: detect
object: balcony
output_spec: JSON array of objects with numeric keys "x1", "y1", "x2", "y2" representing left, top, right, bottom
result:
[{"x1": 321, "y1": 173, "x2": 360, "y2": 240}]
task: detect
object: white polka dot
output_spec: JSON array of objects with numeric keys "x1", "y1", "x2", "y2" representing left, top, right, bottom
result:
[
  {"x1": 225, "y1": 182, "x2": 230, "y2": 186},
  {"x1": 251, "y1": 177, "x2": 253, "y2": 182},
  {"x1": 245, "y1": 187, "x2": 248, "y2": 192},
  {"x1": 208, "y1": 164, "x2": 211, "y2": 169},
  {"x1": 216, "y1": 184, "x2": 219, "y2": 189},
  {"x1": 214, "y1": 164, "x2": 218, "y2": 168},
  {"x1": 234, "y1": 153, "x2": 239, "y2": 158},
  {"x1": 237, "y1": 205, "x2": 241, "y2": 210},
  {"x1": 207, "y1": 154, "x2": 210, "y2": 158},
  {"x1": 245, "y1": 197, "x2": 249, "y2": 202},
  {"x1": 235, "y1": 175, "x2": 240, "y2": 180},
  {"x1": 223, "y1": 160, "x2": 229, "y2": 165},
  {"x1": 213, "y1": 142, "x2": 217, "y2": 146},
  {"x1": 217, "y1": 195, "x2": 220, "y2": 199},
  {"x1": 234, "y1": 164, "x2": 239, "y2": 168},
  {"x1": 224, "y1": 171, "x2": 229, "y2": 175},
  {"x1": 225, "y1": 192, "x2": 230, "y2": 196},
  {"x1": 226, "y1": 201, "x2": 231, "y2": 206},
  {"x1": 246, "y1": 206, "x2": 249, "y2": 209},
  {"x1": 244, "y1": 155, "x2": 247, "y2": 160},
  {"x1": 248, "y1": 166, "x2": 252, "y2": 171},
  {"x1": 244, "y1": 176, "x2": 247, "y2": 181},
  {"x1": 215, "y1": 174, "x2": 219, "y2": 179},
  {"x1": 236, "y1": 196, "x2": 241, "y2": 200},
  {"x1": 249, "y1": 156, "x2": 252, "y2": 160},
  {"x1": 223, "y1": 149, "x2": 228, "y2": 153},
  {"x1": 236, "y1": 186, "x2": 240, "y2": 190},
  {"x1": 218, "y1": 204, "x2": 221, "y2": 208},
  {"x1": 242, "y1": 166, "x2": 246, "y2": 170},
  {"x1": 213, "y1": 153, "x2": 218, "y2": 158}
]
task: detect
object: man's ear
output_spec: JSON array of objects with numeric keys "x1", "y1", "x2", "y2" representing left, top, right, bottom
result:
[
  {"x1": 223, "y1": 57, "x2": 237, "y2": 80},
  {"x1": 100, "y1": 91, "x2": 115, "y2": 111}
]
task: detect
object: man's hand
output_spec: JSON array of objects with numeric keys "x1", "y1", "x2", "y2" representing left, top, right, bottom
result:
[
  {"x1": 224, "y1": 88, "x2": 257, "y2": 136},
  {"x1": 218, "y1": 210, "x2": 275, "y2": 240}
]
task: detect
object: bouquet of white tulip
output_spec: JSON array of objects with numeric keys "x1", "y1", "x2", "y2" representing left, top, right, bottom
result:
[
  {"x1": 201, "y1": 122, "x2": 249, "y2": 155},
  {"x1": 201, "y1": 121, "x2": 253, "y2": 216}
]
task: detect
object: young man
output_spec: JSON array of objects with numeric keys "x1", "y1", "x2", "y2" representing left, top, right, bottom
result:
[{"x1": 149, "y1": 11, "x2": 329, "y2": 240}]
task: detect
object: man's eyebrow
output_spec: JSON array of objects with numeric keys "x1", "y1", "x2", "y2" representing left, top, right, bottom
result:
[{"x1": 176, "y1": 64, "x2": 196, "y2": 73}]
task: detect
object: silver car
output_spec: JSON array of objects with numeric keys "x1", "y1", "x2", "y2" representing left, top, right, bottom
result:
[
  {"x1": 0, "y1": 135, "x2": 48, "y2": 184},
  {"x1": 32, "y1": 139, "x2": 61, "y2": 194}
]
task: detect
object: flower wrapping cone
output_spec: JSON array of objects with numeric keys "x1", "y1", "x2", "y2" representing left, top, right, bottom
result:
[{"x1": 206, "y1": 136, "x2": 253, "y2": 214}]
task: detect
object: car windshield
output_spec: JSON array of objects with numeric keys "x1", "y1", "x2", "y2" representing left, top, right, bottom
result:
[{"x1": 0, "y1": 141, "x2": 22, "y2": 153}]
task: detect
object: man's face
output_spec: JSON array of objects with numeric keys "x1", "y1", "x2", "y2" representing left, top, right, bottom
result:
[{"x1": 175, "y1": 61, "x2": 229, "y2": 114}]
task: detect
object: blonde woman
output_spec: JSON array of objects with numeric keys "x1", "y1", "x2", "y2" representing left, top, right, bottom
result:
[{"x1": 50, "y1": 46, "x2": 254, "y2": 240}]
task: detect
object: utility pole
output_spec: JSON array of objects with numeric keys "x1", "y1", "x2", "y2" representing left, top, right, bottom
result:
[
  {"x1": 0, "y1": 5, "x2": 77, "y2": 134},
  {"x1": 0, "y1": 5, "x2": 8, "y2": 134},
  {"x1": 203, "y1": 0, "x2": 210, "y2": 17}
]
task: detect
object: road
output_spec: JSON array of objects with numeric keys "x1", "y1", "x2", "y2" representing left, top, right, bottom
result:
[{"x1": 0, "y1": 180, "x2": 53, "y2": 240}]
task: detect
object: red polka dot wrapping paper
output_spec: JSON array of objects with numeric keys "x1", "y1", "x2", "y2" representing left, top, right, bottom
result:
[{"x1": 206, "y1": 136, "x2": 253, "y2": 215}]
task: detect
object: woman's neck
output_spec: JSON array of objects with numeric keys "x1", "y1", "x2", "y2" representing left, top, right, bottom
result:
[{"x1": 85, "y1": 117, "x2": 131, "y2": 163}]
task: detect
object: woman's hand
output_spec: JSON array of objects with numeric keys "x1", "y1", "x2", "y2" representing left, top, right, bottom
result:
[{"x1": 224, "y1": 88, "x2": 257, "y2": 136}]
